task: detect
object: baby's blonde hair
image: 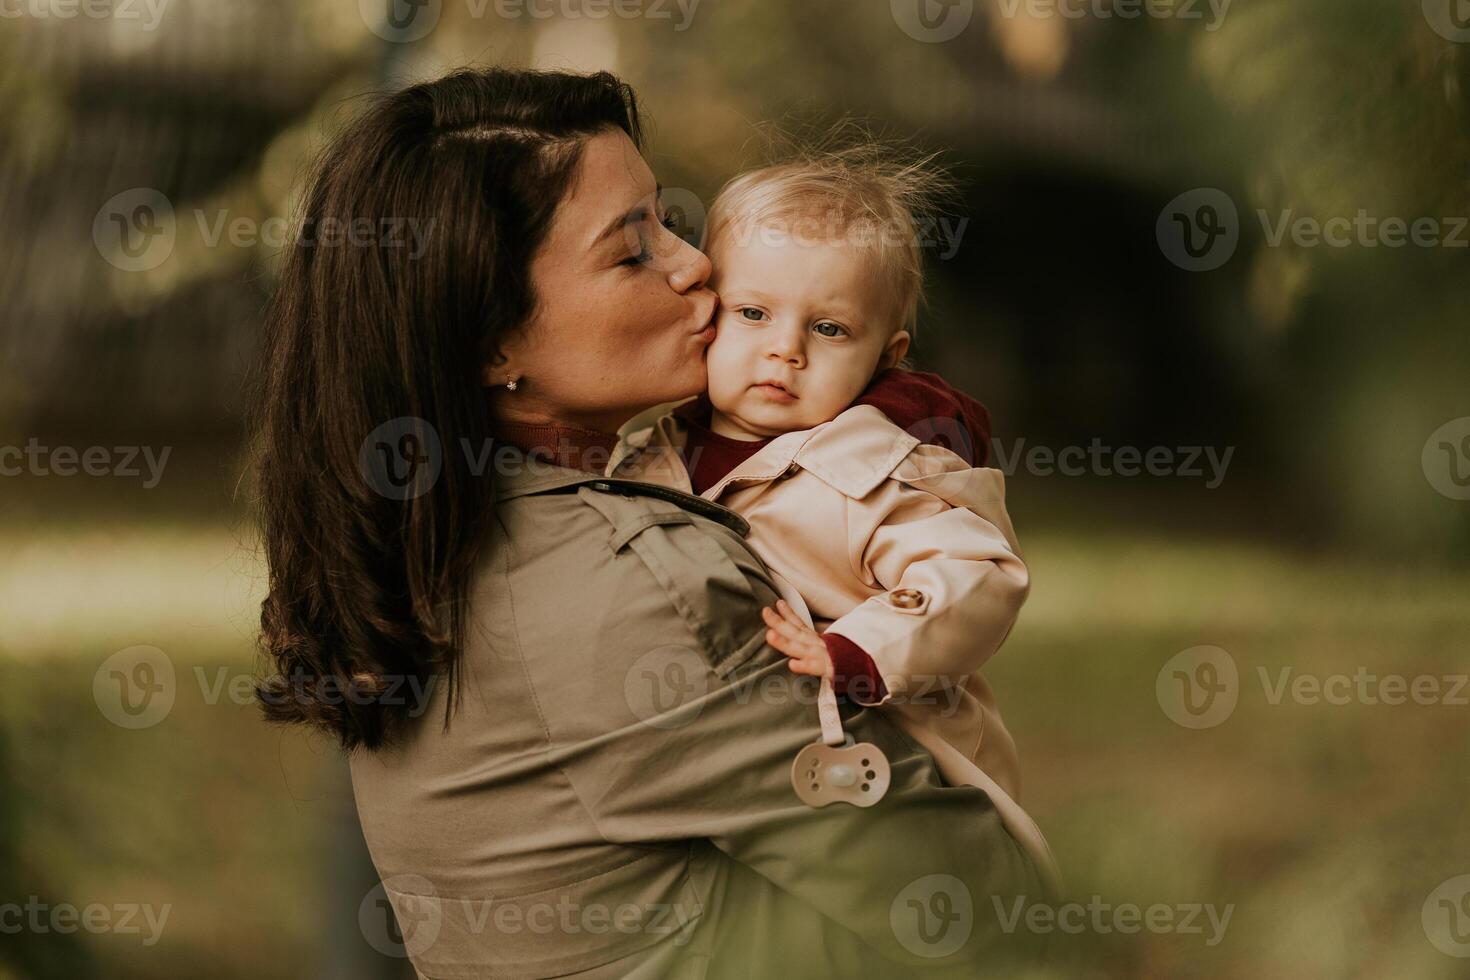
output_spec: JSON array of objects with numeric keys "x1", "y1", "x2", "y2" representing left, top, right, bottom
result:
[{"x1": 703, "y1": 125, "x2": 960, "y2": 341}]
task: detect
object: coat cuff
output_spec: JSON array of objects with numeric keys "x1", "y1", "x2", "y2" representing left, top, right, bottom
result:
[{"x1": 822, "y1": 633, "x2": 889, "y2": 706}]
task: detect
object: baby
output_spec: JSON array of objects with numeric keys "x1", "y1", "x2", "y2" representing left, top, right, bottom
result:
[{"x1": 608, "y1": 145, "x2": 1058, "y2": 884}]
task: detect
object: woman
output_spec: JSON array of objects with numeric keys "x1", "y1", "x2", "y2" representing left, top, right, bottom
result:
[{"x1": 251, "y1": 67, "x2": 1042, "y2": 978}]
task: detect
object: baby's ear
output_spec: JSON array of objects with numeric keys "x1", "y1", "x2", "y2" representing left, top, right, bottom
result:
[{"x1": 879, "y1": 330, "x2": 911, "y2": 371}]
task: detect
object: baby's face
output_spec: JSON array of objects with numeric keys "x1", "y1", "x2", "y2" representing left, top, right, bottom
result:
[{"x1": 704, "y1": 227, "x2": 909, "y2": 440}]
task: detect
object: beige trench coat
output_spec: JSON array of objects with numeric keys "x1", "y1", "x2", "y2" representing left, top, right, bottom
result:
[
  {"x1": 610, "y1": 403, "x2": 1059, "y2": 884},
  {"x1": 349, "y1": 447, "x2": 1047, "y2": 979}
]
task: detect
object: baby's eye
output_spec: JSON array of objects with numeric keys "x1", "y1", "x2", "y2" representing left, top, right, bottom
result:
[
  {"x1": 813, "y1": 321, "x2": 846, "y2": 338},
  {"x1": 737, "y1": 307, "x2": 767, "y2": 322}
]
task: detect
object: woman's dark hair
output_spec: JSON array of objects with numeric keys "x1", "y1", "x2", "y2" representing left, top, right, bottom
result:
[{"x1": 249, "y1": 68, "x2": 642, "y2": 750}]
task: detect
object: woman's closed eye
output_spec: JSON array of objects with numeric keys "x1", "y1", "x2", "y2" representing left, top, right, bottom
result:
[
  {"x1": 623, "y1": 239, "x2": 651, "y2": 266},
  {"x1": 622, "y1": 213, "x2": 682, "y2": 266}
]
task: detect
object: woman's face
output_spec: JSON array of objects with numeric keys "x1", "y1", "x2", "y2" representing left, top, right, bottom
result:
[{"x1": 491, "y1": 129, "x2": 717, "y2": 433}]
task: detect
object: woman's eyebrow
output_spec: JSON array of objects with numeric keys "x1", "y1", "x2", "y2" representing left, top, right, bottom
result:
[{"x1": 590, "y1": 183, "x2": 662, "y2": 249}]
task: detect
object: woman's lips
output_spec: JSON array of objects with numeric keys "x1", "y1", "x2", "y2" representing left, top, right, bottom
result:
[
  {"x1": 752, "y1": 383, "x2": 797, "y2": 403},
  {"x1": 692, "y1": 305, "x2": 718, "y2": 343}
]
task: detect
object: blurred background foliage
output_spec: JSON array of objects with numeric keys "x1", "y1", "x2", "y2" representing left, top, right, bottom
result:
[{"x1": 1, "y1": 0, "x2": 1467, "y2": 977}]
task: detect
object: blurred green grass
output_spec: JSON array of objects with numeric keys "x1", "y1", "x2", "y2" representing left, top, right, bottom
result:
[{"x1": 1, "y1": 521, "x2": 1467, "y2": 978}]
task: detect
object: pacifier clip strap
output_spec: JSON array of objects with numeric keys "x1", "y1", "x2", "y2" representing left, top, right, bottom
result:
[
  {"x1": 815, "y1": 675, "x2": 847, "y2": 747},
  {"x1": 769, "y1": 571, "x2": 848, "y2": 748}
]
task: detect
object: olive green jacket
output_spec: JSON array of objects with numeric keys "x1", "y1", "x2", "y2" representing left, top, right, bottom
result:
[{"x1": 349, "y1": 449, "x2": 1046, "y2": 979}]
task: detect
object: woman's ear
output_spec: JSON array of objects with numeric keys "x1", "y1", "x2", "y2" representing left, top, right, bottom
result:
[
  {"x1": 879, "y1": 330, "x2": 911, "y2": 371},
  {"x1": 481, "y1": 348, "x2": 512, "y2": 389}
]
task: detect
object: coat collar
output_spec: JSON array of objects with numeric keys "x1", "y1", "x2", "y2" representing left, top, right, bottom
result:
[
  {"x1": 492, "y1": 447, "x2": 603, "y2": 501},
  {"x1": 704, "y1": 404, "x2": 919, "y2": 501},
  {"x1": 494, "y1": 442, "x2": 749, "y2": 536},
  {"x1": 611, "y1": 403, "x2": 922, "y2": 501}
]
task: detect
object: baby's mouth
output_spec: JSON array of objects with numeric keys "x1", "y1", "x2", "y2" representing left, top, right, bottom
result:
[{"x1": 752, "y1": 381, "x2": 798, "y2": 402}]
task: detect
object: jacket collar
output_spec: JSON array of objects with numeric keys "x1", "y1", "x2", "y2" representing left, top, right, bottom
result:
[
  {"x1": 492, "y1": 447, "x2": 604, "y2": 501},
  {"x1": 704, "y1": 404, "x2": 919, "y2": 501},
  {"x1": 494, "y1": 442, "x2": 750, "y2": 536}
]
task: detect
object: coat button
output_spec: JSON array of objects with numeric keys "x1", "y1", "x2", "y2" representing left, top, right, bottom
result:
[{"x1": 889, "y1": 588, "x2": 925, "y2": 609}]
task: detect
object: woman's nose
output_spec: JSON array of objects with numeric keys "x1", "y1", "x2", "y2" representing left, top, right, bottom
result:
[{"x1": 666, "y1": 238, "x2": 712, "y2": 294}]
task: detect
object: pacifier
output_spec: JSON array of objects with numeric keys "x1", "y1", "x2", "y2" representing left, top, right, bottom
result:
[{"x1": 792, "y1": 730, "x2": 891, "y2": 808}]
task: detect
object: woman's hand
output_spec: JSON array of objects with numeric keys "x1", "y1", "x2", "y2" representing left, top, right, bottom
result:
[{"x1": 761, "y1": 599, "x2": 833, "y2": 679}]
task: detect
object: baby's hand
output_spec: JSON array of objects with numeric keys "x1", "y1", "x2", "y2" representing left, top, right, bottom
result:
[{"x1": 761, "y1": 599, "x2": 833, "y2": 679}]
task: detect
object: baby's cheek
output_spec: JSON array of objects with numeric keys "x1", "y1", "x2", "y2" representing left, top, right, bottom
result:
[
  {"x1": 715, "y1": 317, "x2": 760, "y2": 359},
  {"x1": 704, "y1": 332, "x2": 748, "y2": 403}
]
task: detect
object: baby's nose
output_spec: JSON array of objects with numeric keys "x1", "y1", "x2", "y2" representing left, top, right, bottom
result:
[{"x1": 768, "y1": 330, "x2": 806, "y2": 363}]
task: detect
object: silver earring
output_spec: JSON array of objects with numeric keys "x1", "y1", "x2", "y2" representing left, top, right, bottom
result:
[{"x1": 505, "y1": 376, "x2": 519, "y2": 392}]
